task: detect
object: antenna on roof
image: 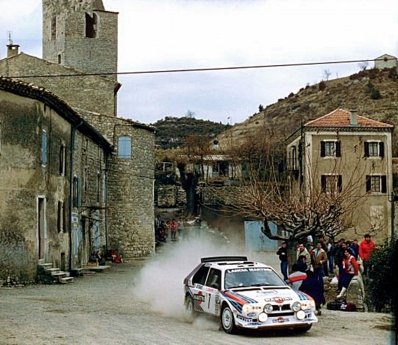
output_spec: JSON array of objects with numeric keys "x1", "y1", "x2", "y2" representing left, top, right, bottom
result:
[{"x1": 7, "y1": 31, "x2": 13, "y2": 45}]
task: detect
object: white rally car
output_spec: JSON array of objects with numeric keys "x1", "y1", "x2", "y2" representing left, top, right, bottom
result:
[{"x1": 183, "y1": 256, "x2": 318, "y2": 334}]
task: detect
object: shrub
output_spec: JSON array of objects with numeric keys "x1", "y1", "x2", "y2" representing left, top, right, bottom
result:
[{"x1": 366, "y1": 240, "x2": 396, "y2": 312}]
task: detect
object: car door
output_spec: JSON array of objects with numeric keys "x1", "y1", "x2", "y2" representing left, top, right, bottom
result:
[
  {"x1": 190, "y1": 265, "x2": 210, "y2": 313},
  {"x1": 203, "y1": 268, "x2": 221, "y2": 315}
]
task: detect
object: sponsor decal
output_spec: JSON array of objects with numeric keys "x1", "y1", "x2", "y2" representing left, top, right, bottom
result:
[
  {"x1": 272, "y1": 316, "x2": 288, "y2": 323},
  {"x1": 264, "y1": 296, "x2": 293, "y2": 303},
  {"x1": 194, "y1": 291, "x2": 205, "y2": 304},
  {"x1": 226, "y1": 268, "x2": 269, "y2": 273},
  {"x1": 237, "y1": 315, "x2": 253, "y2": 322}
]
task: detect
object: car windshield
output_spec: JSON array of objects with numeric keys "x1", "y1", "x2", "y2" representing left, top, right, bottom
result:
[{"x1": 224, "y1": 267, "x2": 286, "y2": 289}]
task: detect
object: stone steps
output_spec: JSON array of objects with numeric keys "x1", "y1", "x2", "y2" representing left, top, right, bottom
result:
[{"x1": 37, "y1": 262, "x2": 74, "y2": 284}]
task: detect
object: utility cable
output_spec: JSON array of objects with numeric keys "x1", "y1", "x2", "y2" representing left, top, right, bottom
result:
[{"x1": 5, "y1": 57, "x2": 391, "y2": 79}]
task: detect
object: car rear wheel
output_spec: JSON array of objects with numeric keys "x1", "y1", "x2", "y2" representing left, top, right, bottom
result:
[
  {"x1": 221, "y1": 305, "x2": 237, "y2": 334},
  {"x1": 184, "y1": 296, "x2": 196, "y2": 322}
]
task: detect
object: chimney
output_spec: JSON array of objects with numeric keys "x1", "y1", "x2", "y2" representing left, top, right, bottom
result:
[
  {"x1": 350, "y1": 109, "x2": 358, "y2": 126},
  {"x1": 7, "y1": 44, "x2": 19, "y2": 58}
]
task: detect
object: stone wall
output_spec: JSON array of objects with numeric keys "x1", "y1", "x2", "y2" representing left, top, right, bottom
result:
[
  {"x1": 87, "y1": 116, "x2": 156, "y2": 258},
  {"x1": 0, "y1": 91, "x2": 71, "y2": 281},
  {"x1": 0, "y1": 54, "x2": 117, "y2": 116}
]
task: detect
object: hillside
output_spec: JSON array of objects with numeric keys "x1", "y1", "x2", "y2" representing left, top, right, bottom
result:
[
  {"x1": 216, "y1": 67, "x2": 398, "y2": 153},
  {"x1": 152, "y1": 116, "x2": 231, "y2": 149}
]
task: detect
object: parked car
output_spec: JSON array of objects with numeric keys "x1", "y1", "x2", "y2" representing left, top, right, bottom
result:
[{"x1": 183, "y1": 256, "x2": 318, "y2": 334}]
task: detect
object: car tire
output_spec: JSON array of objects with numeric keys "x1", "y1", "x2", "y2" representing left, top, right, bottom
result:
[
  {"x1": 184, "y1": 296, "x2": 196, "y2": 322},
  {"x1": 221, "y1": 305, "x2": 237, "y2": 334}
]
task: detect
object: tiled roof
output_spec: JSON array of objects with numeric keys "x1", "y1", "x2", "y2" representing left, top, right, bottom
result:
[{"x1": 305, "y1": 108, "x2": 394, "y2": 129}]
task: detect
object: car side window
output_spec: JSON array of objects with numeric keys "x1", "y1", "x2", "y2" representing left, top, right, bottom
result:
[
  {"x1": 206, "y1": 268, "x2": 221, "y2": 290},
  {"x1": 192, "y1": 265, "x2": 210, "y2": 286}
]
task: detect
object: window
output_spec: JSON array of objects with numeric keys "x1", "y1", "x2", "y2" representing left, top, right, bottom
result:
[
  {"x1": 321, "y1": 175, "x2": 342, "y2": 194},
  {"x1": 96, "y1": 171, "x2": 101, "y2": 202},
  {"x1": 85, "y1": 12, "x2": 98, "y2": 38},
  {"x1": 57, "y1": 54, "x2": 62, "y2": 64},
  {"x1": 118, "y1": 136, "x2": 131, "y2": 159},
  {"x1": 321, "y1": 140, "x2": 341, "y2": 157},
  {"x1": 59, "y1": 144, "x2": 66, "y2": 176},
  {"x1": 51, "y1": 16, "x2": 57, "y2": 40},
  {"x1": 366, "y1": 175, "x2": 387, "y2": 193},
  {"x1": 192, "y1": 265, "x2": 210, "y2": 286},
  {"x1": 57, "y1": 201, "x2": 64, "y2": 232},
  {"x1": 364, "y1": 141, "x2": 384, "y2": 158},
  {"x1": 73, "y1": 176, "x2": 81, "y2": 207},
  {"x1": 288, "y1": 146, "x2": 298, "y2": 170},
  {"x1": 41, "y1": 129, "x2": 48, "y2": 166},
  {"x1": 205, "y1": 269, "x2": 221, "y2": 289}
]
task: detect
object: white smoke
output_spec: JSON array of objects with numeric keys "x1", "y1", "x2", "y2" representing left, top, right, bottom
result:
[
  {"x1": 131, "y1": 228, "x2": 243, "y2": 321},
  {"x1": 131, "y1": 225, "x2": 280, "y2": 328}
]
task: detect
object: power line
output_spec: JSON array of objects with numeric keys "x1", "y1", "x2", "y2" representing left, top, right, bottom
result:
[{"x1": 5, "y1": 57, "x2": 384, "y2": 79}]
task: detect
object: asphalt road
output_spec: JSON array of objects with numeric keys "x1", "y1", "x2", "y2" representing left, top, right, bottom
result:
[{"x1": 0, "y1": 236, "x2": 395, "y2": 345}]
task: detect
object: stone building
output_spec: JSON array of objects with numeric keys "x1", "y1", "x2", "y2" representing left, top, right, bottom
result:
[
  {"x1": 0, "y1": 0, "x2": 155, "y2": 280},
  {"x1": 0, "y1": 76, "x2": 113, "y2": 279},
  {"x1": 286, "y1": 108, "x2": 394, "y2": 243},
  {"x1": 374, "y1": 54, "x2": 398, "y2": 70}
]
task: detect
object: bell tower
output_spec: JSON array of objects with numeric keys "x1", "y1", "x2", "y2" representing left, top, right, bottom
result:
[{"x1": 42, "y1": 0, "x2": 118, "y2": 81}]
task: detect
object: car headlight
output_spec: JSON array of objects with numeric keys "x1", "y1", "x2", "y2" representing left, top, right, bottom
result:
[
  {"x1": 300, "y1": 299, "x2": 316, "y2": 310},
  {"x1": 243, "y1": 303, "x2": 262, "y2": 314},
  {"x1": 296, "y1": 310, "x2": 306, "y2": 320},
  {"x1": 263, "y1": 303, "x2": 273, "y2": 313},
  {"x1": 258, "y1": 312, "x2": 268, "y2": 322},
  {"x1": 292, "y1": 301, "x2": 302, "y2": 312}
]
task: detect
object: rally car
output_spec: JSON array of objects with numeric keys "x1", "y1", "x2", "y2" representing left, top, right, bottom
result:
[{"x1": 183, "y1": 256, "x2": 318, "y2": 334}]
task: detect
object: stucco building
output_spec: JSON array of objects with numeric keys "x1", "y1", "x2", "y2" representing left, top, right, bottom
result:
[
  {"x1": 0, "y1": 0, "x2": 155, "y2": 281},
  {"x1": 287, "y1": 109, "x2": 394, "y2": 243}
]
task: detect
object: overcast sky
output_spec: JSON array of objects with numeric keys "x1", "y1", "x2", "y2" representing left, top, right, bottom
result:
[{"x1": 0, "y1": 0, "x2": 397, "y2": 125}]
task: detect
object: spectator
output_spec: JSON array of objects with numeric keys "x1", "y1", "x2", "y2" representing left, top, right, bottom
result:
[
  {"x1": 359, "y1": 233, "x2": 376, "y2": 278},
  {"x1": 300, "y1": 270, "x2": 325, "y2": 315},
  {"x1": 312, "y1": 242, "x2": 328, "y2": 280},
  {"x1": 276, "y1": 241, "x2": 289, "y2": 280},
  {"x1": 170, "y1": 218, "x2": 178, "y2": 241},
  {"x1": 287, "y1": 264, "x2": 307, "y2": 291},
  {"x1": 296, "y1": 243, "x2": 311, "y2": 268},
  {"x1": 333, "y1": 239, "x2": 347, "y2": 292},
  {"x1": 350, "y1": 239, "x2": 360, "y2": 260},
  {"x1": 296, "y1": 255, "x2": 308, "y2": 273},
  {"x1": 327, "y1": 239, "x2": 334, "y2": 275},
  {"x1": 336, "y1": 248, "x2": 359, "y2": 300}
]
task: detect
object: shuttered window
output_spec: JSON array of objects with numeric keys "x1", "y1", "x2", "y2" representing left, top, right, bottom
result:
[
  {"x1": 41, "y1": 129, "x2": 48, "y2": 166},
  {"x1": 366, "y1": 175, "x2": 387, "y2": 193},
  {"x1": 321, "y1": 141, "x2": 341, "y2": 157},
  {"x1": 118, "y1": 136, "x2": 132, "y2": 159}
]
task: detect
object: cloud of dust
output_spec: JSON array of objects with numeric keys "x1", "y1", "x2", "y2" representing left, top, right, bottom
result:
[{"x1": 130, "y1": 229, "x2": 260, "y2": 325}]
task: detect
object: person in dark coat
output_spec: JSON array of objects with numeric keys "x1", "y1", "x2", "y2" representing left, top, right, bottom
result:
[
  {"x1": 300, "y1": 270, "x2": 325, "y2": 315},
  {"x1": 276, "y1": 241, "x2": 289, "y2": 280}
]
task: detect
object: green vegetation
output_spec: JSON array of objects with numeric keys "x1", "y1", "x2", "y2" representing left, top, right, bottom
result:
[
  {"x1": 366, "y1": 240, "x2": 397, "y2": 312},
  {"x1": 152, "y1": 116, "x2": 231, "y2": 149}
]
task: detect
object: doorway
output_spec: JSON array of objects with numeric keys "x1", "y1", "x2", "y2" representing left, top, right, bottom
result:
[{"x1": 37, "y1": 197, "x2": 46, "y2": 260}]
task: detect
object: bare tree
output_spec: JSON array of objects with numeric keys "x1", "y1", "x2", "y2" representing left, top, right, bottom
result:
[{"x1": 203, "y1": 127, "x2": 367, "y2": 244}]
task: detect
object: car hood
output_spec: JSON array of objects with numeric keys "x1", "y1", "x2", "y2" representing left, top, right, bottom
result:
[{"x1": 226, "y1": 287, "x2": 306, "y2": 305}]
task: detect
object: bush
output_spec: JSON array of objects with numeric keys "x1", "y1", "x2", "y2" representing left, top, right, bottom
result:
[{"x1": 366, "y1": 240, "x2": 396, "y2": 312}]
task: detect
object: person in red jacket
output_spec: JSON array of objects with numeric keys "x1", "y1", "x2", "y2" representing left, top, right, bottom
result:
[
  {"x1": 336, "y1": 248, "x2": 359, "y2": 300},
  {"x1": 359, "y1": 233, "x2": 376, "y2": 278}
]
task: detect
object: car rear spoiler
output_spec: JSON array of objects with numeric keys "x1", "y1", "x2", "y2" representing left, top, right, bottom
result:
[{"x1": 201, "y1": 256, "x2": 248, "y2": 263}]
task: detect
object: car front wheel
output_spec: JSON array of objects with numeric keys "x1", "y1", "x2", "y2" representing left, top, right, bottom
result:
[{"x1": 221, "y1": 305, "x2": 237, "y2": 334}]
